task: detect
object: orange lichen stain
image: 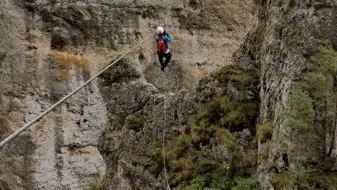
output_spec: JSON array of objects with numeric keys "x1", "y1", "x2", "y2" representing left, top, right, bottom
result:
[
  {"x1": 34, "y1": 119, "x2": 46, "y2": 131},
  {"x1": 52, "y1": 51, "x2": 90, "y2": 80}
]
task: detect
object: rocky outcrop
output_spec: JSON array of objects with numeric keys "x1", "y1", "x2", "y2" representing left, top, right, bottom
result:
[
  {"x1": 234, "y1": 0, "x2": 337, "y2": 189},
  {"x1": 0, "y1": 1, "x2": 107, "y2": 189},
  {"x1": 25, "y1": 0, "x2": 255, "y2": 91},
  {"x1": 0, "y1": 0, "x2": 254, "y2": 189},
  {"x1": 98, "y1": 60, "x2": 260, "y2": 190},
  {"x1": 97, "y1": 0, "x2": 337, "y2": 189},
  {"x1": 7, "y1": 0, "x2": 337, "y2": 189}
]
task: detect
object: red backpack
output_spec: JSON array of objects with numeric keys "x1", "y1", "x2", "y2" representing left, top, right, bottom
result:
[{"x1": 157, "y1": 39, "x2": 167, "y2": 53}]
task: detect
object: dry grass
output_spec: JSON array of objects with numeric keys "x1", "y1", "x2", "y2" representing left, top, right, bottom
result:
[
  {"x1": 53, "y1": 51, "x2": 90, "y2": 80},
  {"x1": 70, "y1": 147, "x2": 91, "y2": 155}
]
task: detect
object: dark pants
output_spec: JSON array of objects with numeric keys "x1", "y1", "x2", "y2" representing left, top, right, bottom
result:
[{"x1": 157, "y1": 51, "x2": 171, "y2": 69}]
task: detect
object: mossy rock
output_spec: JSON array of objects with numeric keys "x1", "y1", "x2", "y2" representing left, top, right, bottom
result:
[
  {"x1": 161, "y1": 94, "x2": 258, "y2": 189},
  {"x1": 132, "y1": 142, "x2": 163, "y2": 177},
  {"x1": 88, "y1": 178, "x2": 101, "y2": 190},
  {"x1": 99, "y1": 58, "x2": 141, "y2": 86},
  {"x1": 257, "y1": 121, "x2": 273, "y2": 143},
  {"x1": 127, "y1": 63, "x2": 260, "y2": 189},
  {"x1": 125, "y1": 114, "x2": 145, "y2": 132},
  {"x1": 271, "y1": 168, "x2": 337, "y2": 189},
  {"x1": 212, "y1": 65, "x2": 259, "y2": 88}
]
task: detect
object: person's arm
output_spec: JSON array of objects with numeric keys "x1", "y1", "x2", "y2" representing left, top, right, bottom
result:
[
  {"x1": 155, "y1": 35, "x2": 160, "y2": 42},
  {"x1": 164, "y1": 33, "x2": 172, "y2": 43}
]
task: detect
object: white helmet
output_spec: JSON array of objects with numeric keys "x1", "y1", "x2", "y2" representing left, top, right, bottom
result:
[{"x1": 156, "y1": 26, "x2": 164, "y2": 34}]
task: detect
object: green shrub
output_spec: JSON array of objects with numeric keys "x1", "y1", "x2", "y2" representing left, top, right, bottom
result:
[
  {"x1": 165, "y1": 94, "x2": 258, "y2": 189},
  {"x1": 213, "y1": 65, "x2": 259, "y2": 87},
  {"x1": 163, "y1": 69, "x2": 259, "y2": 189},
  {"x1": 271, "y1": 44, "x2": 337, "y2": 189},
  {"x1": 133, "y1": 142, "x2": 163, "y2": 177},
  {"x1": 281, "y1": 44, "x2": 337, "y2": 131},
  {"x1": 271, "y1": 171, "x2": 297, "y2": 188},
  {"x1": 270, "y1": 168, "x2": 337, "y2": 189},
  {"x1": 133, "y1": 65, "x2": 260, "y2": 190},
  {"x1": 233, "y1": 177, "x2": 258, "y2": 190},
  {"x1": 282, "y1": 87, "x2": 314, "y2": 130}
]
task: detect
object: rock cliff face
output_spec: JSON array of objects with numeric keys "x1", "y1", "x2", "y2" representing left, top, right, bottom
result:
[
  {"x1": 234, "y1": 0, "x2": 337, "y2": 189},
  {"x1": 98, "y1": 61, "x2": 260, "y2": 189},
  {"x1": 0, "y1": 0, "x2": 254, "y2": 189},
  {"x1": 6, "y1": 0, "x2": 337, "y2": 189},
  {"x1": 99, "y1": 0, "x2": 337, "y2": 189}
]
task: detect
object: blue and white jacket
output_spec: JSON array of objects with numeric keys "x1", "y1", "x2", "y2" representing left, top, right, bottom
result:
[{"x1": 155, "y1": 32, "x2": 172, "y2": 53}]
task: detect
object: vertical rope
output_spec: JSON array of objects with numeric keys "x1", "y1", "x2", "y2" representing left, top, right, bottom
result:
[
  {"x1": 163, "y1": 75, "x2": 171, "y2": 190},
  {"x1": 162, "y1": 5, "x2": 172, "y2": 190}
]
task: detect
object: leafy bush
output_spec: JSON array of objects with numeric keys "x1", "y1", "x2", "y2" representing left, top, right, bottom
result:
[
  {"x1": 271, "y1": 168, "x2": 337, "y2": 189},
  {"x1": 282, "y1": 87, "x2": 314, "y2": 130},
  {"x1": 233, "y1": 177, "x2": 258, "y2": 190},
  {"x1": 281, "y1": 44, "x2": 337, "y2": 131},
  {"x1": 164, "y1": 94, "x2": 258, "y2": 189},
  {"x1": 274, "y1": 43, "x2": 337, "y2": 189},
  {"x1": 132, "y1": 65, "x2": 260, "y2": 190},
  {"x1": 213, "y1": 65, "x2": 259, "y2": 87},
  {"x1": 136, "y1": 94, "x2": 259, "y2": 190}
]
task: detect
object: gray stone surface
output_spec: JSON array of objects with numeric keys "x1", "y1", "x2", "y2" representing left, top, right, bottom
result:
[
  {"x1": 0, "y1": 0, "x2": 254, "y2": 189},
  {"x1": 234, "y1": 0, "x2": 337, "y2": 189},
  {"x1": 97, "y1": 62, "x2": 225, "y2": 190},
  {"x1": 97, "y1": 60, "x2": 260, "y2": 189}
]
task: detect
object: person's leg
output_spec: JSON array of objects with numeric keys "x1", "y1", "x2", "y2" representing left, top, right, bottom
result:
[
  {"x1": 157, "y1": 51, "x2": 165, "y2": 71},
  {"x1": 157, "y1": 51, "x2": 164, "y2": 66},
  {"x1": 163, "y1": 52, "x2": 171, "y2": 68}
]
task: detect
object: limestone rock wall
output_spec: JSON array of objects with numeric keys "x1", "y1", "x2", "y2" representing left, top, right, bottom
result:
[
  {"x1": 234, "y1": 0, "x2": 337, "y2": 189},
  {"x1": 0, "y1": 0, "x2": 254, "y2": 189}
]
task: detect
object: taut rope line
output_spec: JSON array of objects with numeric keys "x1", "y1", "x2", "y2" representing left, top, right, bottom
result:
[{"x1": 0, "y1": 32, "x2": 155, "y2": 149}]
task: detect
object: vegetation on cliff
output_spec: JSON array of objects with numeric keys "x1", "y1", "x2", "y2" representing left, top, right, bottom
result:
[
  {"x1": 129, "y1": 65, "x2": 260, "y2": 190},
  {"x1": 271, "y1": 43, "x2": 337, "y2": 189}
]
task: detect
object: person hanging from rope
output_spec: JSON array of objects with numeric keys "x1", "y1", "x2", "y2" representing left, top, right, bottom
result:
[{"x1": 155, "y1": 26, "x2": 172, "y2": 72}]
